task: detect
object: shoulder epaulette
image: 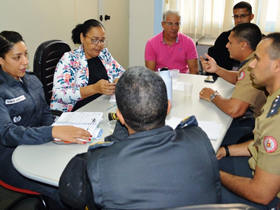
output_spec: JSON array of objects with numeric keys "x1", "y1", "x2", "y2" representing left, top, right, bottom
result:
[
  {"x1": 88, "y1": 141, "x2": 114, "y2": 151},
  {"x1": 267, "y1": 95, "x2": 280, "y2": 117},
  {"x1": 176, "y1": 115, "x2": 198, "y2": 129}
]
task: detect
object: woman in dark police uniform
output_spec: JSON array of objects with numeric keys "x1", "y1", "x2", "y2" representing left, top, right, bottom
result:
[{"x1": 0, "y1": 31, "x2": 91, "y2": 209}]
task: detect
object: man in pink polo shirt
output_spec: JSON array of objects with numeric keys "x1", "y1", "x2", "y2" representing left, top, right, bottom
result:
[{"x1": 145, "y1": 10, "x2": 198, "y2": 74}]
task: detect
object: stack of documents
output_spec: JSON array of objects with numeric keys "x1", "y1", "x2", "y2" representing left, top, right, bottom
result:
[{"x1": 53, "y1": 112, "x2": 103, "y2": 140}]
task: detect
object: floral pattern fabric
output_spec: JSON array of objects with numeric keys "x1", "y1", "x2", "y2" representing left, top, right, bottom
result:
[{"x1": 50, "y1": 45, "x2": 125, "y2": 112}]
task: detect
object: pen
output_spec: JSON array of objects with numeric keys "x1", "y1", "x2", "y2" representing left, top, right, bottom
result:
[{"x1": 87, "y1": 118, "x2": 96, "y2": 131}]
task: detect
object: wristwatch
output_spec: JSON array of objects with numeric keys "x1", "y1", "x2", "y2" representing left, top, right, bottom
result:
[{"x1": 210, "y1": 91, "x2": 219, "y2": 102}]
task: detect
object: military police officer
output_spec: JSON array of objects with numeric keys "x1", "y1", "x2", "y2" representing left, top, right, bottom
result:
[
  {"x1": 200, "y1": 23, "x2": 266, "y2": 146},
  {"x1": 217, "y1": 33, "x2": 280, "y2": 209}
]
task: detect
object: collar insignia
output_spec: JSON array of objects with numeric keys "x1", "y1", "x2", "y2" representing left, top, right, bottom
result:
[{"x1": 267, "y1": 95, "x2": 280, "y2": 117}]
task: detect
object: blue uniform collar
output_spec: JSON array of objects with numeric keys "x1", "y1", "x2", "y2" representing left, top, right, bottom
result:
[
  {"x1": 0, "y1": 67, "x2": 29, "y2": 86},
  {"x1": 127, "y1": 125, "x2": 174, "y2": 141},
  {"x1": 0, "y1": 67, "x2": 24, "y2": 86}
]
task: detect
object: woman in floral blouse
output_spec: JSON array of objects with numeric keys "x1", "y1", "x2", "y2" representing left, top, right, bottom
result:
[{"x1": 50, "y1": 19, "x2": 125, "y2": 112}]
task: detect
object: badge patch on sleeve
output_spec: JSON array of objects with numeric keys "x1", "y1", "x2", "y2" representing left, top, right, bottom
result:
[
  {"x1": 238, "y1": 71, "x2": 245, "y2": 81},
  {"x1": 263, "y1": 136, "x2": 278, "y2": 153}
]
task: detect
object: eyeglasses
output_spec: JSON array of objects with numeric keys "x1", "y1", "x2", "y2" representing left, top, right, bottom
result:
[
  {"x1": 233, "y1": 14, "x2": 251, "y2": 19},
  {"x1": 86, "y1": 36, "x2": 106, "y2": 45},
  {"x1": 164, "y1": 22, "x2": 181, "y2": 27}
]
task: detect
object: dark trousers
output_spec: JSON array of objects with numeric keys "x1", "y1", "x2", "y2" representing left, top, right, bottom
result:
[
  {"x1": 0, "y1": 146, "x2": 67, "y2": 209},
  {"x1": 221, "y1": 114, "x2": 255, "y2": 146},
  {"x1": 219, "y1": 156, "x2": 279, "y2": 209}
]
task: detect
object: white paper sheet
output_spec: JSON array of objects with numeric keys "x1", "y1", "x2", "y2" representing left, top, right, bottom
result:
[
  {"x1": 198, "y1": 120, "x2": 222, "y2": 141},
  {"x1": 166, "y1": 117, "x2": 222, "y2": 141}
]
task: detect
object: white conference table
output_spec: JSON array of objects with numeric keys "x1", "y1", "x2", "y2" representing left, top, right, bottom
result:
[{"x1": 12, "y1": 74, "x2": 234, "y2": 187}]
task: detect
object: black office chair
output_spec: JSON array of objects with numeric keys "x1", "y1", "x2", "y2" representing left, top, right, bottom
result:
[
  {"x1": 0, "y1": 180, "x2": 48, "y2": 210},
  {"x1": 33, "y1": 40, "x2": 71, "y2": 105}
]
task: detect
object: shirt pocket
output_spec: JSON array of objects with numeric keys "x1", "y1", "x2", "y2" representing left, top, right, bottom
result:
[{"x1": 7, "y1": 100, "x2": 27, "y2": 124}]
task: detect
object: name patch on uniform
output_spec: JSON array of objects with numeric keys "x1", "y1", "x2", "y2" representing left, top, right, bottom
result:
[
  {"x1": 263, "y1": 136, "x2": 278, "y2": 153},
  {"x1": 238, "y1": 71, "x2": 245, "y2": 81},
  {"x1": 5, "y1": 95, "x2": 26, "y2": 105}
]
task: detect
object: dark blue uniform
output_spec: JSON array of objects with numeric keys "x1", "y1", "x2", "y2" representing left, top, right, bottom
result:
[
  {"x1": 0, "y1": 68, "x2": 60, "y2": 204},
  {"x1": 85, "y1": 121, "x2": 221, "y2": 209}
]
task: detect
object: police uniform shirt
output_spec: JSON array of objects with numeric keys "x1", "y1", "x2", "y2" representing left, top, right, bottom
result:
[
  {"x1": 232, "y1": 53, "x2": 267, "y2": 116},
  {"x1": 248, "y1": 88, "x2": 280, "y2": 197},
  {"x1": 85, "y1": 120, "x2": 221, "y2": 209},
  {"x1": 0, "y1": 68, "x2": 53, "y2": 146}
]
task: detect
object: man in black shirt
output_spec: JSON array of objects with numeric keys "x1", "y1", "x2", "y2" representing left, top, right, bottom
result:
[{"x1": 208, "y1": 1, "x2": 254, "y2": 70}]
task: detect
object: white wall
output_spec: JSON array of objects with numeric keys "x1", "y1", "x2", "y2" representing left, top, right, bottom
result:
[
  {"x1": 0, "y1": 0, "x2": 158, "y2": 70},
  {"x1": 102, "y1": 0, "x2": 129, "y2": 68},
  {"x1": 0, "y1": 0, "x2": 129, "y2": 69},
  {"x1": 129, "y1": 0, "x2": 155, "y2": 68}
]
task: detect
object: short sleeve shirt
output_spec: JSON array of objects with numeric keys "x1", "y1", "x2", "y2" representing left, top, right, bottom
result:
[
  {"x1": 232, "y1": 53, "x2": 266, "y2": 116},
  {"x1": 248, "y1": 88, "x2": 280, "y2": 197},
  {"x1": 145, "y1": 32, "x2": 198, "y2": 73}
]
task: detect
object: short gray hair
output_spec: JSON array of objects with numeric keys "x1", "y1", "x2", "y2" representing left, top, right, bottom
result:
[{"x1": 162, "y1": 10, "x2": 180, "y2": 21}]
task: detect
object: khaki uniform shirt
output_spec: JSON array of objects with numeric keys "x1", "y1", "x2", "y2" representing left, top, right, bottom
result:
[
  {"x1": 232, "y1": 53, "x2": 266, "y2": 116},
  {"x1": 248, "y1": 88, "x2": 280, "y2": 197}
]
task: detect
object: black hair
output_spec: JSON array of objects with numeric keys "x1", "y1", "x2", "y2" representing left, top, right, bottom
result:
[
  {"x1": 233, "y1": 1, "x2": 252, "y2": 14},
  {"x1": 265, "y1": 33, "x2": 280, "y2": 60},
  {"x1": 232, "y1": 23, "x2": 262, "y2": 50},
  {"x1": 115, "y1": 66, "x2": 168, "y2": 132},
  {"x1": 71, "y1": 19, "x2": 104, "y2": 44},
  {"x1": 0, "y1": 31, "x2": 24, "y2": 58}
]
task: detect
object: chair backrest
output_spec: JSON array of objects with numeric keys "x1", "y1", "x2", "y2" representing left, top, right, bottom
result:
[{"x1": 33, "y1": 40, "x2": 71, "y2": 104}]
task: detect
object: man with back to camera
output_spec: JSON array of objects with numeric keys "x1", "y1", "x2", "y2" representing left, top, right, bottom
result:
[
  {"x1": 145, "y1": 10, "x2": 199, "y2": 74},
  {"x1": 199, "y1": 23, "x2": 266, "y2": 146},
  {"x1": 208, "y1": 1, "x2": 254, "y2": 71},
  {"x1": 58, "y1": 66, "x2": 221, "y2": 209},
  {"x1": 216, "y1": 33, "x2": 280, "y2": 209}
]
